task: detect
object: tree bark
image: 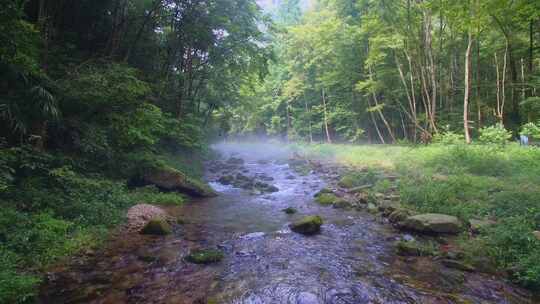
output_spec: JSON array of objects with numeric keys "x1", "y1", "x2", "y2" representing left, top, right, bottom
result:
[
  {"x1": 321, "y1": 88, "x2": 332, "y2": 143},
  {"x1": 464, "y1": 31, "x2": 473, "y2": 144}
]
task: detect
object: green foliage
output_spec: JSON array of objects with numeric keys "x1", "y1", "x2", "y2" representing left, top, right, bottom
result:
[
  {"x1": 520, "y1": 122, "x2": 540, "y2": 137},
  {"x1": 0, "y1": 249, "x2": 41, "y2": 304},
  {"x1": 128, "y1": 186, "x2": 185, "y2": 206},
  {"x1": 338, "y1": 170, "x2": 378, "y2": 188},
  {"x1": 297, "y1": 143, "x2": 540, "y2": 289},
  {"x1": 432, "y1": 131, "x2": 465, "y2": 145},
  {"x1": 478, "y1": 124, "x2": 513, "y2": 146},
  {"x1": 484, "y1": 216, "x2": 540, "y2": 289}
]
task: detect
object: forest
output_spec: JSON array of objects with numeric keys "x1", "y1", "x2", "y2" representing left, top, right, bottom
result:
[{"x1": 1, "y1": 0, "x2": 540, "y2": 303}]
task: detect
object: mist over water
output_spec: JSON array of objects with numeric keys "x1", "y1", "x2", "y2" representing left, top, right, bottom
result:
[{"x1": 212, "y1": 141, "x2": 297, "y2": 161}]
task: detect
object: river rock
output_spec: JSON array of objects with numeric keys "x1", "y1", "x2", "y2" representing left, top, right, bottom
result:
[
  {"x1": 347, "y1": 184, "x2": 373, "y2": 193},
  {"x1": 140, "y1": 219, "x2": 172, "y2": 235},
  {"x1": 469, "y1": 218, "x2": 496, "y2": 233},
  {"x1": 185, "y1": 249, "x2": 224, "y2": 264},
  {"x1": 315, "y1": 193, "x2": 339, "y2": 205},
  {"x1": 314, "y1": 188, "x2": 334, "y2": 197},
  {"x1": 332, "y1": 199, "x2": 351, "y2": 209},
  {"x1": 131, "y1": 166, "x2": 216, "y2": 197},
  {"x1": 441, "y1": 259, "x2": 475, "y2": 272},
  {"x1": 395, "y1": 240, "x2": 433, "y2": 256},
  {"x1": 218, "y1": 174, "x2": 234, "y2": 185},
  {"x1": 399, "y1": 213, "x2": 462, "y2": 234},
  {"x1": 533, "y1": 231, "x2": 540, "y2": 241},
  {"x1": 290, "y1": 215, "x2": 323, "y2": 235},
  {"x1": 282, "y1": 207, "x2": 297, "y2": 214},
  {"x1": 388, "y1": 209, "x2": 410, "y2": 223},
  {"x1": 226, "y1": 157, "x2": 244, "y2": 165}
]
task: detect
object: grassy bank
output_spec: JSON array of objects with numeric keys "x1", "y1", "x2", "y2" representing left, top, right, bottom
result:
[
  {"x1": 294, "y1": 143, "x2": 540, "y2": 290},
  {"x1": 0, "y1": 147, "x2": 200, "y2": 303}
]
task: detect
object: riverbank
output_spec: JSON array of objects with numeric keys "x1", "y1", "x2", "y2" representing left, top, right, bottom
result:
[
  {"x1": 0, "y1": 147, "x2": 210, "y2": 304},
  {"x1": 292, "y1": 143, "x2": 540, "y2": 292},
  {"x1": 36, "y1": 142, "x2": 537, "y2": 303}
]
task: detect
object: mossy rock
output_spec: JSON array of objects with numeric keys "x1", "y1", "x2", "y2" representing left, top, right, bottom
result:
[
  {"x1": 395, "y1": 240, "x2": 434, "y2": 257},
  {"x1": 315, "y1": 193, "x2": 339, "y2": 206},
  {"x1": 290, "y1": 215, "x2": 323, "y2": 235},
  {"x1": 282, "y1": 207, "x2": 297, "y2": 214},
  {"x1": 140, "y1": 219, "x2": 172, "y2": 235},
  {"x1": 218, "y1": 175, "x2": 234, "y2": 185},
  {"x1": 440, "y1": 259, "x2": 475, "y2": 272},
  {"x1": 332, "y1": 199, "x2": 351, "y2": 209},
  {"x1": 185, "y1": 249, "x2": 224, "y2": 264},
  {"x1": 314, "y1": 188, "x2": 334, "y2": 197},
  {"x1": 388, "y1": 209, "x2": 410, "y2": 223},
  {"x1": 338, "y1": 171, "x2": 378, "y2": 189},
  {"x1": 338, "y1": 175, "x2": 358, "y2": 188},
  {"x1": 132, "y1": 165, "x2": 216, "y2": 197},
  {"x1": 399, "y1": 213, "x2": 462, "y2": 235}
]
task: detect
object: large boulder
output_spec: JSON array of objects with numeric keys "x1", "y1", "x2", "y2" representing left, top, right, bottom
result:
[
  {"x1": 132, "y1": 166, "x2": 216, "y2": 197},
  {"x1": 399, "y1": 213, "x2": 462, "y2": 234},
  {"x1": 290, "y1": 216, "x2": 323, "y2": 235}
]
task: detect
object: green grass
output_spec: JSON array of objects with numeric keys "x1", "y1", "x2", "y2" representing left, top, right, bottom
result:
[
  {"x1": 296, "y1": 143, "x2": 540, "y2": 290},
  {"x1": 0, "y1": 147, "x2": 200, "y2": 303}
]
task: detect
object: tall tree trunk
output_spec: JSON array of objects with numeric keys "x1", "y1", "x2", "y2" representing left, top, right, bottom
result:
[
  {"x1": 124, "y1": 0, "x2": 161, "y2": 62},
  {"x1": 464, "y1": 31, "x2": 473, "y2": 144},
  {"x1": 369, "y1": 66, "x2": 396, "y2": 143},
  {"x1": 321, "y1": 88, "x2": 332, "y2": 143},
  {"x1": 304, "y1": 95, "x2": 313, "y2": 143}
]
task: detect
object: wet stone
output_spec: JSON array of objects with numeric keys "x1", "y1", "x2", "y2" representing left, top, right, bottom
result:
[
  {"x1": 290, "y1": 215, "x2": 323, "y2": 235},
  {"x1": 140, "y1": 219, "x2": 172, "y2": 236},
  {"x1": 297, "y1": 292, "x2": 320, "y2": 304},
  {"x1": 185, "y1": 249, "x2": 224, "y2": 264}
]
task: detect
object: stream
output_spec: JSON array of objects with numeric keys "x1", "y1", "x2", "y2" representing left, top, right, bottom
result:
[{"x1": 40, "y1": 143, "x2": 534, "y2": 304}]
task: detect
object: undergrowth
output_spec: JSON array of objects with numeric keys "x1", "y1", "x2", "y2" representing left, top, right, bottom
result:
[{"x1": 297, "y1": 143, "x2": 540, "y2": 290}]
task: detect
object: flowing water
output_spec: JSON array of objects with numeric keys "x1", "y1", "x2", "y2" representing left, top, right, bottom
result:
[{"x1": 40, "y1": 143, "x2": 535, "y2": 304}]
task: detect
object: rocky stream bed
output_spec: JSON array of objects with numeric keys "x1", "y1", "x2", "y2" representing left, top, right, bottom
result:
[{"x1": 39, "y1": 143, "x2": 536, "y2": 304}]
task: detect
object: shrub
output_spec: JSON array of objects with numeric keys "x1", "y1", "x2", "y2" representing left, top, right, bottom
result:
[
  {"x1": 520, "y1": 122, "x2": 540, "y2": 137},
  {"x1": 0, "y1": 249, "x2": 41, "y2": 304},
  {"x1": 478, "y1": 124, "x2": 512, "y2": 146},
  {"x1": 484, "y1": 216, "x2": 540, "y2": 289},
  {"x1": 432, "y1": 130, "x2": 465, "y2": 145},
  {"x1": 128, "y1": 185, "x2": 185, "y2": 206}
]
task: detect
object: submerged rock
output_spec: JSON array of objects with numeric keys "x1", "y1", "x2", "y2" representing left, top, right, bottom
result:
[
  {"x1": 140, "y1": 219, "x2": 172, "y2": 236},
  {"x1": 282, "y1": 207, "x2": 297, "y2": 214},
  {"x1": 185, "y1": 249, "x2": 224, "y2": 264},
  {"x1": 290, "y1": 215, "x2": 323, "y2": 235},
  {"x1": 399, "y1": 213, "x2": 462, "y2": 234},
  {"x1": 226, "y1": 157, "x2": 244, "y2": 165},
  {"x1": 296, "y1": 292, "x2": 320, "y2": 304}
]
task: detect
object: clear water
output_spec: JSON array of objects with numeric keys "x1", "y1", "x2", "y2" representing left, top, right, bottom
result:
[{"x1": 40, "y1": 143, "x2": 534, "y2": 304}]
